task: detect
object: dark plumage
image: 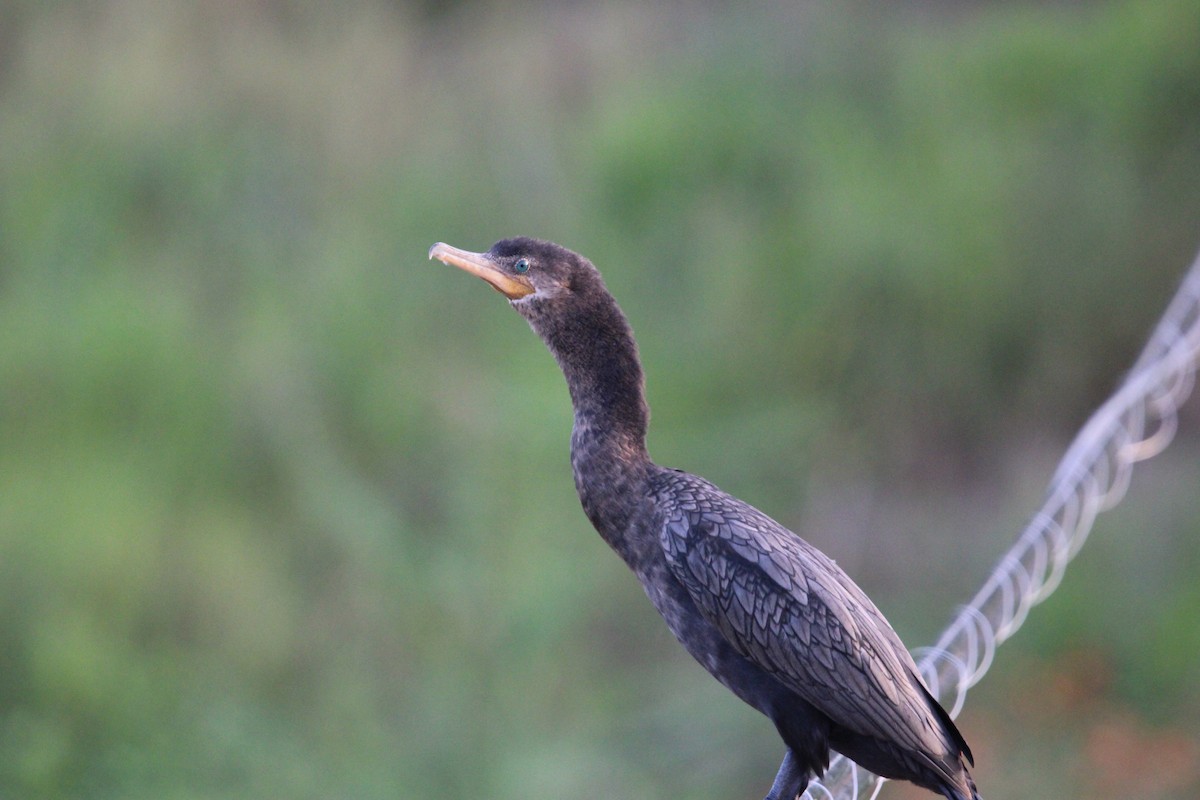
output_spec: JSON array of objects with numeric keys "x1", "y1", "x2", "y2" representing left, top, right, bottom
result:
[{"x1": 429, "y1": 237, "x2": 980, "y2": 800}]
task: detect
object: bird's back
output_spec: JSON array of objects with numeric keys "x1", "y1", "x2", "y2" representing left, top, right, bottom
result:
[{"x1": 651, "y1": 467, "x2": 978, "y2": 799}]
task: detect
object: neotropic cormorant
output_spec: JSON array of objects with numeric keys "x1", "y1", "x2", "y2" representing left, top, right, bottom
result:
[{"x1": 429, "y1": 237, "x2": 980, "y2": 800}]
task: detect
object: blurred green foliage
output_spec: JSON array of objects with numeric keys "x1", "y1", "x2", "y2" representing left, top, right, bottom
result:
[{"x1": 1, "y1": 1, "x2": 1198, "y2": 798}]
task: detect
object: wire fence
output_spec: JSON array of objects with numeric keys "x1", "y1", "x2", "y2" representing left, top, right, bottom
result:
[{"x1": 803, "y1": 247, "x2": 1200, "y2": 800}]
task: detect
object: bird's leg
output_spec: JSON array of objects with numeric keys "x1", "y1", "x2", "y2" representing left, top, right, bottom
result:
[{"x1": 764, "y1": 749, "x2": 809, "y2": 800}]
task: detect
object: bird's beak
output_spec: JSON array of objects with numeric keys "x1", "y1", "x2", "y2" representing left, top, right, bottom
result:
[{"x1": 428, "y1": 242, "x2": 535, "y2": 300}]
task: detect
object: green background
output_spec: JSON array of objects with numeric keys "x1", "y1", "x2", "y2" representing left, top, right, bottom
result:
[{"x1": 1, "y1": 1, "x2": 1198, "y2": 798}]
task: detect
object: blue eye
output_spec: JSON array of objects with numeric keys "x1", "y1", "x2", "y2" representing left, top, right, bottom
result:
[{"x1": 514, "y1": 258, "x2": 530, "y2": 274}]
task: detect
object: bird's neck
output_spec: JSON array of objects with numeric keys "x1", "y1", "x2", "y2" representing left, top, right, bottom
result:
[{"x1": 526, "y1": 290, "x2": 653, "y2": 544}]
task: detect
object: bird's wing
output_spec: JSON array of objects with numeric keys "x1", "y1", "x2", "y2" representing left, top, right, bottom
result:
[{"x1": 657, "y1": 474, "x2": 947, "y2": 755}]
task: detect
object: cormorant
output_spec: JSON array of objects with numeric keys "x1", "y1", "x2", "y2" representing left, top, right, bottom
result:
[{"x1": 429, "y1": 237, "x2": 980, "y2": 800}]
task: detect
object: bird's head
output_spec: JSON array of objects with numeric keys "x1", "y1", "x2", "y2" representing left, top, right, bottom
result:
[
  {"x1": 430, "y1": 236, "x2": 648, "y2": 452},
  {"x1": 428, "y1": 237, "x2": 602, "y2": 309}
]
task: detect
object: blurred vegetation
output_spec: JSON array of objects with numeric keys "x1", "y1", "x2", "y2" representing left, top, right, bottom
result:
[{"x1": 1, "y1": 1, "x2": 1198, "y2": 798}]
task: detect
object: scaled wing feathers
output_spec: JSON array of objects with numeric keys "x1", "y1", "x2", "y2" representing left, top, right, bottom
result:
[{"x1": 657, "y1": 472, "x2": 947, "y2": 756}]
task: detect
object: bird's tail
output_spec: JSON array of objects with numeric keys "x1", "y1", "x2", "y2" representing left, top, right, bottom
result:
[
  {"x1": 910, "y1": 671, "x2": 980, "y2": 800},
  {"x1": 942, "y1": 753, "x2": 981, "y2": 800},
  {"x1": 962, "y1": 774, "x2": 982, "y2": 800},
  {"x1": 918, "y1": 747, "x2": 979, "y2": 800}
]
